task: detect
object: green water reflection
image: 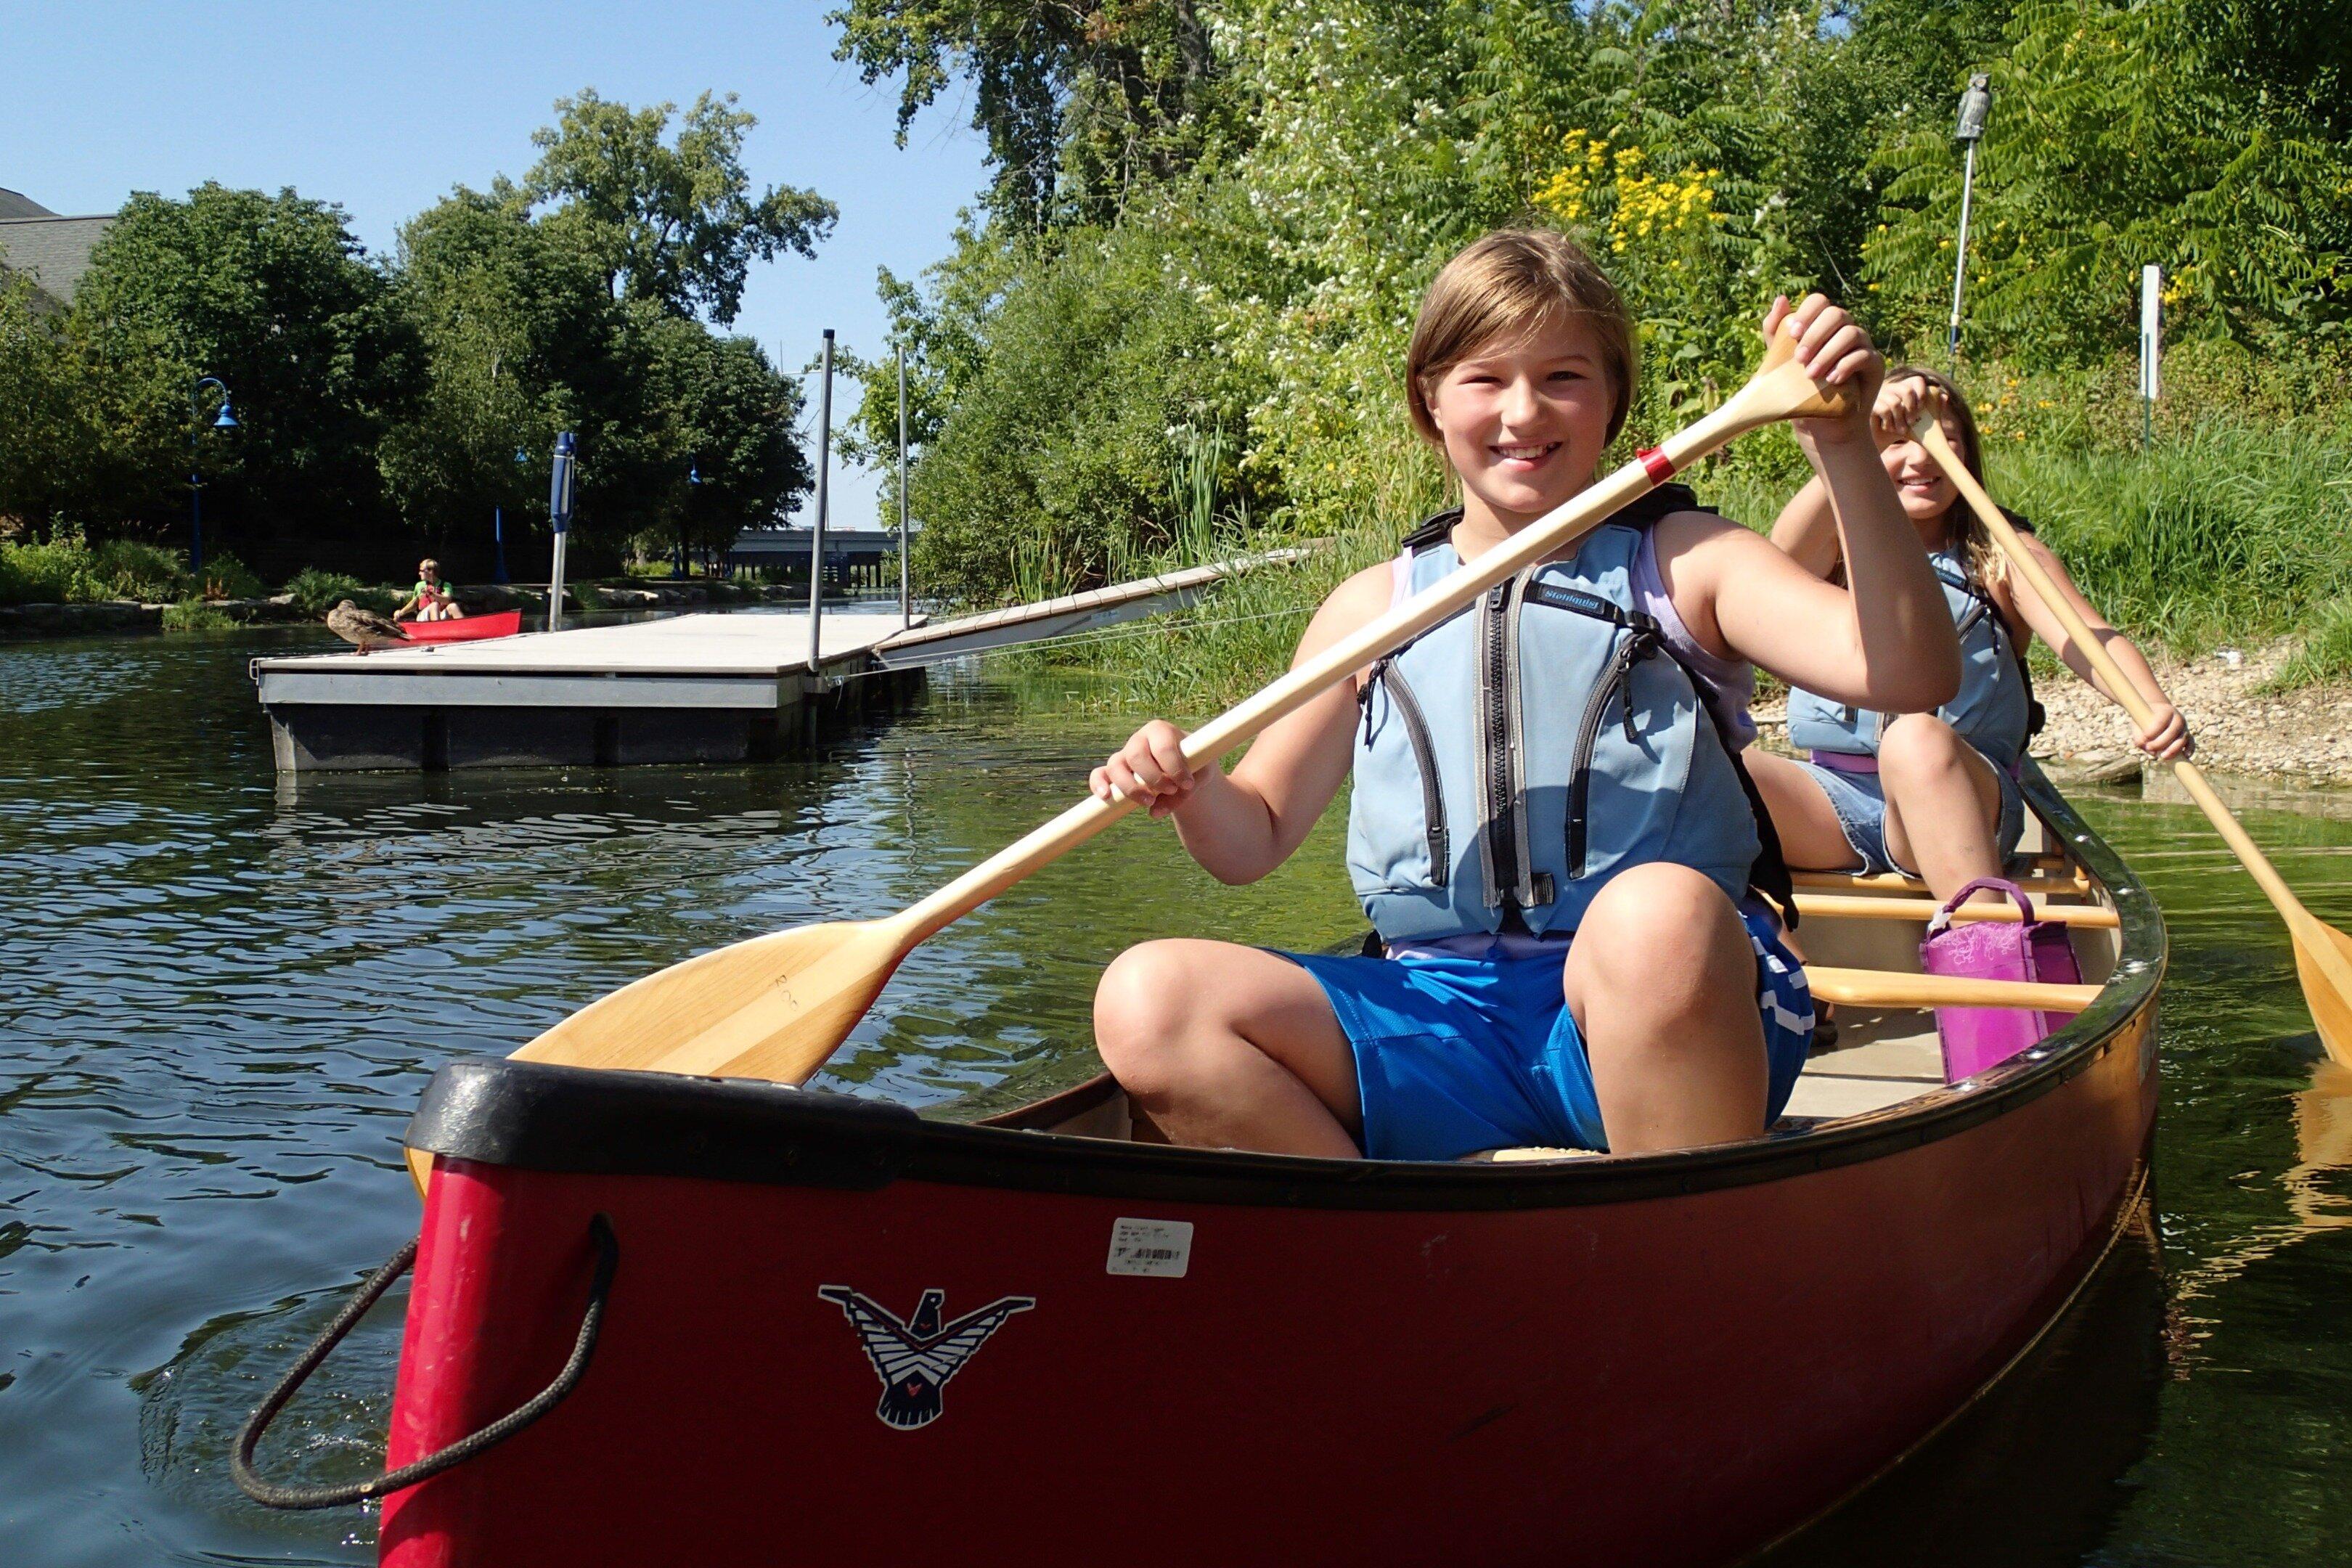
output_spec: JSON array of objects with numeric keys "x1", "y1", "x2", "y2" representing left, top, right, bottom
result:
[{"x1": 0, "y1": 623, "x2": 2347, "y2": 1564}]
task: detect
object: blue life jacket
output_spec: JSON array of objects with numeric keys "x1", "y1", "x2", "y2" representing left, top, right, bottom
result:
[
  {"x1": 1785, "y1": 544, "x2": 2038, "y2": 771},
  {"x1": 1346, "y1": 488, "x2": 1787, "y2": 944}
]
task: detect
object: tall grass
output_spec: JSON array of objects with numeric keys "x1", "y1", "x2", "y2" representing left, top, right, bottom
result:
[{"x1": 1997, "y1": 422, "x2": 2352, "y2": 654}]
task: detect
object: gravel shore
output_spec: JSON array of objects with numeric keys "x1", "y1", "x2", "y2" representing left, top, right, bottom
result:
[{"x1": 1755, "y1": 639, "x2": 2352, "y2": 788}]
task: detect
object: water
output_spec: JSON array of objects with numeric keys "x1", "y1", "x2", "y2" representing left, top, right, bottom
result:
[{"x1": 1, "y1": 624, "x2": 2348, "y2": 1565}]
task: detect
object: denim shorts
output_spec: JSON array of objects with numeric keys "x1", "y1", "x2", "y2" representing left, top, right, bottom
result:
[
  {"x1": 1275, "y1": 905, "x2": 1813, "y2": 1161},
  {"x1": 1797, "y1": 754, "x2": 2025, "y2": 877}
]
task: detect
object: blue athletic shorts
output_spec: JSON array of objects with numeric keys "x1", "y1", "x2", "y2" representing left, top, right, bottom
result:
[
  {"x1": 1796, "y1": 755, "x2": 2025, "y2": 878},
  {"x1": 1276, "y1": 904, "x2": 1813, "y2": 1161}
]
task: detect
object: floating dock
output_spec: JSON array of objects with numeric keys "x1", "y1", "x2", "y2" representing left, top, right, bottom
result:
[{"x1": 253, "y1": 551, "x2": 1305, "y2": 771}]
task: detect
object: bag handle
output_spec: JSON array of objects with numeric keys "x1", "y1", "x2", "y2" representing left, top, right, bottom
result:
[
  {"x1": 1926, "y1": 877, "x2": 2038, "y2": 938},
  {"x1": 233, "y1": 1212, "x2": 618, "y2": 1511}
]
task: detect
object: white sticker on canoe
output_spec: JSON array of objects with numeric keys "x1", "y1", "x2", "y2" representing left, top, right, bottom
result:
[{"x1": 1106, "y1": 1218, "x2": 1193, "y2": 1278}]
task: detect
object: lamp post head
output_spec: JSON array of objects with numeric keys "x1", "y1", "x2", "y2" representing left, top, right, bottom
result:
[
  {"x1": 1956, "y1": 74, "x2": 1992, "y2": 142},
  {"x1": 212, "y1": 401, "x2": 238, "y2": 430},
  {"x1": 514, "y1": 447, "x2": 530, "y2": 465},
  {"x1": 688, "y1": 460, "x2": 702, "y2": 486}
]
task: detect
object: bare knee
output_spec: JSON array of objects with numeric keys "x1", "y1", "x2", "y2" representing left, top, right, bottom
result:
[
  {"x1": 1570, "y1": 864, "x2": 1750, "y2": 1023},
  {"x1": 1877, "y1": 714, "x2": 1969, "y2": 784},
  {"x1": 1093, "y1": 940, "x2": 1219, "y2": 1093}
]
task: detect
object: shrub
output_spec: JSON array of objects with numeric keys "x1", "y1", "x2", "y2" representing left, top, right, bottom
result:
[
  {"x1": 284, "y1": 567, "x2": 395, "y2": 616},
  {"x1": 160, "y1": 597, "x2": 237, "y2": 632},
  {"x1": 192, "y1": 550, "x2": 266, "y2": 601}
]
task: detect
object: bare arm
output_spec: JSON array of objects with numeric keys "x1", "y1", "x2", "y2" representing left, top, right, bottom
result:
[
  {"x1": 1677, "y1": 296, "x2": 1961, "y2": 711},
  {"x1": 1768, "y1": 474, "x2": 1842, "y2": 579},
  {"x1": 1997, "y1": 532, "x2": 2193, "y2": 759},
  {"x1": 1090, "y1": 562, "x2": 1389, "y2": 884}
]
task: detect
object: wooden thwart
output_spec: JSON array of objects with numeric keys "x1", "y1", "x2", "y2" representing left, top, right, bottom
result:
[
  {"x1": 1792, "y1": 866, "x2": 2088, "y2": 896},
  {"x1": 1792, "y1": 892, "x2": 2119, "y2": 928},
  {"x1": 1805, "y1": 965, "x2": 2100, "y2": 1014}
]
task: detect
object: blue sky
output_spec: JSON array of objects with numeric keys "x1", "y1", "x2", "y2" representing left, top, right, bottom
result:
[{"x1": 0, "y1": 0, "x2": 991, "y2": 526}]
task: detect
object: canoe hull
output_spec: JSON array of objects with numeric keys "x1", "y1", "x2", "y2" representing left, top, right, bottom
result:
[
  {"x1": 380, "y1": 1016, "x2": 2155, "y2": 1567},
  {"x1": 401, "y1": 610, "x2": 522, "y2": 643}
]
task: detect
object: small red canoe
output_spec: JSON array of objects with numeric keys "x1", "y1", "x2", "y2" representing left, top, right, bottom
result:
[
  {"x1": 236, "y1": 772, "x2": 2163, "y2": 1566},
  {"x1": 402, "y1": 610, "x2": 522, "y2": 643}
]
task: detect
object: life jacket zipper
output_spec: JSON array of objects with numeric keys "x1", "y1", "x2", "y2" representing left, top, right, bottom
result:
[
  {"x1": 1476, "y1": 580, "x2": 1520, "y2": 910},
  {"x1": 1567, "y1": 625, "x2": 1659, "y2": 878},
  {"x1": 1358, "y1": 657, "x2": 1448, "y2": 887}
]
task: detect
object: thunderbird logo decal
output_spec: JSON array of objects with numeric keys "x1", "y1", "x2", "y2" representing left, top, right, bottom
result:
[{"x1": 818, "y1": 1285, "x2": 1036, "y2": 1429}]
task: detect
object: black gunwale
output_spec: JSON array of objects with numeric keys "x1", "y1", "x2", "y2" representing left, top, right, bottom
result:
[{"x1": 405, "y1": 767, "x2": 2163, "y2": 1213}]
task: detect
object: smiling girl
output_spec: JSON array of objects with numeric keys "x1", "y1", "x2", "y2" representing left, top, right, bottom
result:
[
  {"x1": 1087, "y1": 230, "x2": 1961, "y2": 1161},
  {"x1": 1747, "y1": 369, "x2": 2190, "y2": 905}
]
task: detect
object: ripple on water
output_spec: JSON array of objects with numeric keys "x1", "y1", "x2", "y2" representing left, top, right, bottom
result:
[{"x1": 135, "y1": 1283, "x2": 402, "y2": 1551}]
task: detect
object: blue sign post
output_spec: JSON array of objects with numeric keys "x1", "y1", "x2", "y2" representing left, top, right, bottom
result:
[
  {"x1": 188, "y1": 376, "x2": 237, "y2": 573},
  {"x1": 546, "y1": 432, "x2": 576, "y2": 633}
]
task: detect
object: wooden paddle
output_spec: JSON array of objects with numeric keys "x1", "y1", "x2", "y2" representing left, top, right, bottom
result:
[
  {"x1": 483, "y1": 332, "x2": 1850, "y2": 1083},
  {"x1": 1912, "y1": 412, "x2": 2352, "y2": 1069}
]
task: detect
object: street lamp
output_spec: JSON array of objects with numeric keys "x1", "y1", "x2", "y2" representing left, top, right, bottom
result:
[
  {"x1": 677, "y1": 458, "x2": 703, "y2": 578},
  {"x1": 493, "y1": 446, "x2": 527, "y2": 586},
  {"x1": 1948, "y1": 73, "x2": 1993, "y2": 363},
  {"x1": 188, "y1": 376, "x2": 237, "y2": 573}
]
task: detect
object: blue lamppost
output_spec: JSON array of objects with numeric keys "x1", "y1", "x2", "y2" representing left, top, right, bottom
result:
[
  {"x1": 493, "y1": 446, "x2": 526, "y2": 585},
  {"x1": 676, "y1": 458, "x2": 702, "y2": 579},
  {"x1": 188, "y1": 377, "x2": 237, "y2": 573}
]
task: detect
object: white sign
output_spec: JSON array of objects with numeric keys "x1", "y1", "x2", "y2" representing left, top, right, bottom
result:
[
  {"x1": 2140, "y1": 265, "x2": 2162, "y2": 401},
  {"x1": 1106, "y1": 1217, "x2": 1193, "y2": 1278}
]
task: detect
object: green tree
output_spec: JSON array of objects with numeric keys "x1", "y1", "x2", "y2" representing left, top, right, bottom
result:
[
  {"x1": 69, "y1": 183, "x2": 420, "y2": 557},
  {"x1": 634, "y1": 312, "x2": 812, "y2": 558},
  {"x1": 1864, "y1": 0, "x2": 2352, "y2": 362},
  {"x1": 0, "y1": 278, "x2": 118, "y2": 534},
  {"x1": 526, "y1": 89, "x2": 838, "y2": 324},
  {"x1": 381, "y1": 184, "x2": 625, "y2": 553},
  {"x1": 830, "y1": 0, "x2": 1229, "y2": 230}
]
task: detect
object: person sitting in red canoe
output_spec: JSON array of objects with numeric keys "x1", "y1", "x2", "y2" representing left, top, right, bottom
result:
[
  {"x1": 393, "y1": 558, "x2": 467, "y2": 623},
  {"x1": 1745, "y1": 369, "x2": 2192, "y2": 907},
  {"x1": 1086, "y1": 228, "x2": 1961, "y2": 1161}
]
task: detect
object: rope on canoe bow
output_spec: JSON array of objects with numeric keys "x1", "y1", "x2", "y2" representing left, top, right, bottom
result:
[{"x1": 232, "y1": 1212, "x2": 620, "y2": 1511}]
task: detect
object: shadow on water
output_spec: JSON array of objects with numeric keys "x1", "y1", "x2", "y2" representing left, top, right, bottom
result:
[{"x1": 5, "y1": 629, "x2": 2352, "y2": 1564}]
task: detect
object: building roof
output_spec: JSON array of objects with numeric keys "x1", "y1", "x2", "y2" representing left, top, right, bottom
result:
[
  {"x1": 0, "y1": 213, "x2": 116, "y2": 308},
  {"x1": 0, "y1": 187, "x2": 57, "y2": 220}
]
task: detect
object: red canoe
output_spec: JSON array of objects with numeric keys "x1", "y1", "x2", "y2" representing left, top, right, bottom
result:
[
  {"x1": 249, "y1": 772, "x2": 2165, "y2": 1567},
  {"x1": 401, "y1": 610, "x2": 522, "y2": 643}
]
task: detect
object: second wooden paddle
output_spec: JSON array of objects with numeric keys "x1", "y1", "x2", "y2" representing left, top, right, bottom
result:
[{"x1": 1913, "y1": 412, "x2": 2352, "y2": 1069}]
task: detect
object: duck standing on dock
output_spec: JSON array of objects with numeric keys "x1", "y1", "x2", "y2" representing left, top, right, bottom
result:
[{"x1": 325, "y1": 599, "x2": 408, "y2": 653}]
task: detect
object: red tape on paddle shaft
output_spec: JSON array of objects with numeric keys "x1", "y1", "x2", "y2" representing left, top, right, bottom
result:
[{"x1": 1637, "y1": 447, "x2": 1675, "y2": 483}]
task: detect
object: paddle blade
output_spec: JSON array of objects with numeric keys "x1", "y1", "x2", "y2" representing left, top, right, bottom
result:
[
  {"x1": 515, "y1": 916, "x2": 918, "y2": 1082},
  {"x1": 2290, "y1": 916, "x2": 2352, "y2": 1069}
]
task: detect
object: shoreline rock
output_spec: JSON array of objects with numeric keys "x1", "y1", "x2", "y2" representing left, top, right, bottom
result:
[{"x1": 1755, "y1": 639, "x2": 2352, "y2": 791}]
